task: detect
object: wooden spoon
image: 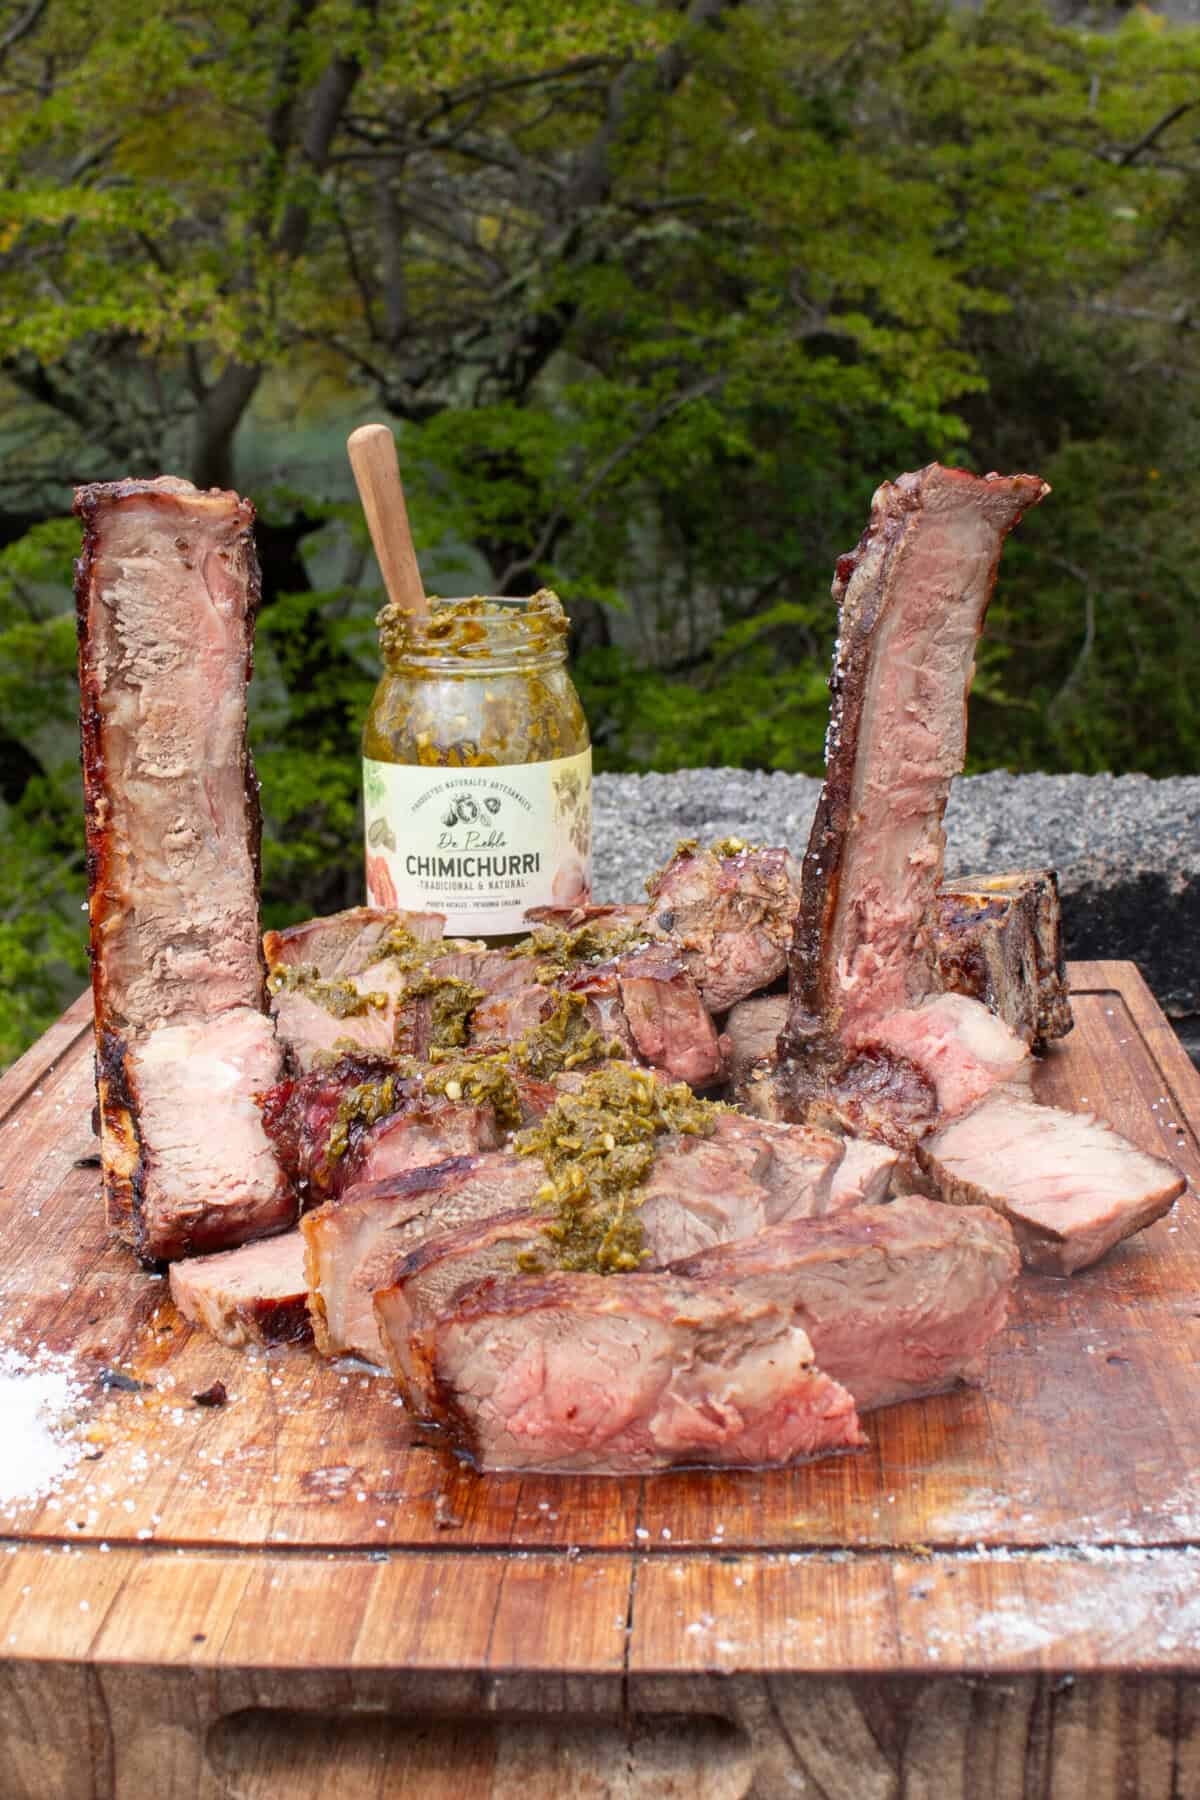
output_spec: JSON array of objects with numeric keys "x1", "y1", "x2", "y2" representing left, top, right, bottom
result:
[{"x1": 347, "y1": 423, "x2": 428, "y2": 617}]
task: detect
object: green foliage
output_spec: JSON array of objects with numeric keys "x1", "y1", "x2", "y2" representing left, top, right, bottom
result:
[
  {"x1": 0, "y1": 522, "x2": 89, "y2": 1061},
  {"x1": 0, "y1": 0, "x2": 1198, "y2": 1060}
]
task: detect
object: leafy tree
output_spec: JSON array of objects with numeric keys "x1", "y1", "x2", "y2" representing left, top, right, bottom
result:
[{"x1": 0, "y1": 0, "x2": 1197, "y2": 1058}]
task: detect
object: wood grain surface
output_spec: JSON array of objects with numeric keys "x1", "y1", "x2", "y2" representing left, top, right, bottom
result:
[{"x1": 1, "y1": 965, "x2": 1198, "y2": 1798}]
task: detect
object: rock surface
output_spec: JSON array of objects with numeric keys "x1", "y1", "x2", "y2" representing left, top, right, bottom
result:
[{"x1": 593, "y1": 770, "x2": 1200, "y2": 1043}]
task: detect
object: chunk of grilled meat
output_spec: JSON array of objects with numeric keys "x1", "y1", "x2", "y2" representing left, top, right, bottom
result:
[
  {"x1": 75, "y1": 477, "x2": 290, "y2": 1261},
  {"x1": 169, "y1": 1229, "x2": 311, "y2": 1347},
  {"x1": 670, "y1": 1195, "x2": 1018, "y2": 1412},
  {"x1": 919, "y1": 1091, "x2": 1183, "y2": 1274},
  {"x1": 303, "y1": 1155, "x2": 546, "y2": 1363},
  {"x1": 415, "y1": 1270, "x2": 865, "y2": 1474},
  {"x1": 935, "y1": 869, "x2": 1072, "y2": 1050},
  {"x1": 643, "y1": 842, "x2": 802, "y2": 1012}
]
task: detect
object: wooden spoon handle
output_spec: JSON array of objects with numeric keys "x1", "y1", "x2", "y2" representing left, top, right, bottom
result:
[{"x1": 347, "y1": 424, "x2": 427, "y2": 617}]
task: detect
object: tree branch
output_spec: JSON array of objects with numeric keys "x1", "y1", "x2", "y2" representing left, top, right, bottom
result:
[
  {"x1": 497, "y1": 373, "x2": 725, "y2": 589},
  {"x1": 1117, "y1": 100, "x2": 1198, "y2": 167}
]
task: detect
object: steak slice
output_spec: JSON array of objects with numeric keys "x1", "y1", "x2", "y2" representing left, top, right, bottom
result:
[
  {"x1": 935, "y1": 869, "x2": 1072, "y2": 1050},
  {"x1": 376, "y1": 1208, "x2": 547, "y2": 1411},
  {"x1": 615, "y1": 945, "x2": 727, "y2": 1087},
  {"x1": 377, "y1": 1119, "x2": 872, "y2": 1419},
  {"x1": 725, "y1": 994, "x2": 787, "y2": 1093},
  {"x1": 303, "y1": 1153, "x2": 546, "y2": 1363},
  {"x1": 468, "y1": 983, "x2": 556, "y2": 1050},
  {"x1": 829, "y1": 1137, "x2": 898, "y2": 1209},
  {"x1": 170, "y1": 1228, "x2": 311, "y2": 1348},
  {"x1": 74, "y1": 476, "x2": 291, "y2": 1261},
  {"x1": 634, "y1": 1134, "x2": 780, "y2": 1264},
  {"x1": 858, "y1": 992, "x2": 1032, "y2": 1124},
  {"x1": 919, "y1": 1091, "x2": 1184, "y2": 1273},
  {"x1": 265, "y1": 907, "x2": 450, "y2": 1069},
  {"x1": 119, "y1": 1010, "x2": 294, "y2": 1260},
  {"x1": 258, "y1": 1052, "x2": 507, "y2": 1205},
  {"x1": 643, "y1": 842, "x2": 802, "y2": 1012},
  {"x1": 264, "y1": 906, "x2": 445, "y2": 976},
  {"x1": 524, "y1": 903, "x2": 649, "y2": 933},
  {"x1": 352, "y1": 1100, "x2": 505, "y2": 1189},
  {"x1": 671, "y1": 1195, "x2": 1019, "y2": 1412},
  {"x1": 420, "y1": 1271, "x2": 865, "y2": 1473}
]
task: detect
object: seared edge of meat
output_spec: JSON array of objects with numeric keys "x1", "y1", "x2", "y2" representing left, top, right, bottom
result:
[
  {"x1": 419, "y1": 1270, "x2": 865, "y2": 1474},
  {"x1": 936, "y1": 869, "x2": 1072, "y2": 1049},
  {"x1": 169, "y1": 1228, "x2": 311, "y2": 1348},
  {"x1": 74, "y1": 477, "x2": 291, "y2": 1260},
  {"x1": 670, "y1": 1195, "x2": 1019, "y2": 1412},
  {"x1": 919, "y1": 1089, "x2": 1184, "y2": 1273},
  {"x1": 783, "y1": 465, "x2": 1049, "y2": 1068}
]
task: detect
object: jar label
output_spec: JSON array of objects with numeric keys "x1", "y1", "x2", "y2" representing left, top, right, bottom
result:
[{"x1": 362, "y1": 749, "x2": 593, "y2": 936}]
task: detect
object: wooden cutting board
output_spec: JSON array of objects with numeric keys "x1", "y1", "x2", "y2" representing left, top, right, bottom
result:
[{"x1": 1, "y1": 962, "x2": 1199, "y2": 1800}]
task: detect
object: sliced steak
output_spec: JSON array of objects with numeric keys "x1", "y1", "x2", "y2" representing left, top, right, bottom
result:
[
  {"x1": 524, "y1": 903, "x2": 649, "y2": 933},
  {"x1": 634, "y1": 1134, "x2": 779, "y2": 1263},
  {"x1": 268, "y1": 984, "x2": 398, "y2": 1072},
  {"x1": 75, "y1": 476, "x2": 291, "y2": 1261},
  {"x1": 170, "y1": 1228, "x2": 311, "y2": 1348},
  {"x1": 263, "y1": 906, "x2": 445, "y2": 976},
  {"x1": 725, "y1": 994, "x2": 787, "y2": 1092},
  {"x1": 265, "y1": 909, "x2": 451, "y2": 1069},
  {"x1": 259, "y1": 1053, "x2": 505, "y2": 1205},
  {"x1": 259, "y1": 1052, "x2": 419, "y2": 1203},
  {"x1": 859, "y1": 992, "x2": 1031, "y2": 1124},
  {"x1": 644, "y1": 842, "x2": 801, "y2": 1011},
  {"x1": 935, "y1": 869, "x2": 1072, "y2": 1050},
  {"x1": 468, "y1": 983, "x2": 556, "y2": 1050},
  {"x1": 426, "y1": 947, "x2": 552, "y2": 995},
  {"x1": 353, "y1": 1097, "x2": 505, "y2": 1186},
  {"x1": 376, "y1": 1208, "x2": 546, "y2": 1411},
  {"x1": 829, "y1": 1137, "x2": 898, "y2": 1209},
  {"x1": 563, "y1": 963, "x2": 639, "y2": 1059},
  {"x1": 784, "y1": 465, "x2": 1050, "y2": 1060},
  {"x1": 615, "y1": 945, "x2": 727, "y2": 1087},
  {"x1": 119, "y1": 1010, "x2": 294, "y2": 1260},
  {"x1": 419, "y1": 1271, "x2": 865, "y2": 1473},
  {"x1": 303, "y1": 1153, "x2": 547, "y2": 1363},
  {"x1": 727, "y1": 870, "x2": 1071, "y2": 1091},
  {"x1": 919, "y1": 1091, "x2": 1184, "y2": 1273},
  {"x1": 670, "y1": 1195, "x2": 1019, "y2": 1412}
]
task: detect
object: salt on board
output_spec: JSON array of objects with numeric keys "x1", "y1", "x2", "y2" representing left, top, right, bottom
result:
[{"x1": 0, "y1": 1348, "x2": 86, "y2": 1508}]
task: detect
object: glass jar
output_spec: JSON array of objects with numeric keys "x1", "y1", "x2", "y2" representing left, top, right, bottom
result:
[{"x1": 362, "y1": 591, "x2": 592, "y2": 937}]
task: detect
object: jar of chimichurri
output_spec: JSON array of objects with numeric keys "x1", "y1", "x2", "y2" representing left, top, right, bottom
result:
[{"x1": 362, "y1": 591, "x2": 592, "y2": 936}]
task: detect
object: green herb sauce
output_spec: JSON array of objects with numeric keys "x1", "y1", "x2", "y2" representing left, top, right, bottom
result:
[{"x1": 515, "y1": 1063, "x2": 721, "y2": 1274}]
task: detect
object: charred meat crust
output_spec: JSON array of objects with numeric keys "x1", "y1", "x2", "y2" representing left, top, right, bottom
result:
[
  {"x1": 94, "y1": 1026, "x2": 144, "y2": 1250},
  {"x1": 934, "y1": 869, "x2": 1073, "y2": 1049},
  {"x1": 785, "y1": 479, "x2": 919, "y2": 1046},
  {"x1": 252, "y1": 1295, "x2": 313, "y2": 1343}
]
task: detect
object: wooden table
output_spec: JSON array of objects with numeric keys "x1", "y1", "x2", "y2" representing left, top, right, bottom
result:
[{"x1": 1, "y1": 963, "x2": 1198, "y2": 1798}]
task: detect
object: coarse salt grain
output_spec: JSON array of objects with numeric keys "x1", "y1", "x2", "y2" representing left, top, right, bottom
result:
[{"x1": 0, "y1": 1348, "x2": 85, "y2": 1506}]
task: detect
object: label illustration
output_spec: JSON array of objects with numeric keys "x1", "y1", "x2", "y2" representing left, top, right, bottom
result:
[{"x1": 363, "y1": 748, "x2": 592, "y2": 935}]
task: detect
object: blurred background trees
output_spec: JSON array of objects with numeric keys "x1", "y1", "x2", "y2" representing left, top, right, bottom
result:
[{"x1": 0, "y1": 0, "x2": 1196, "y2": 1057}]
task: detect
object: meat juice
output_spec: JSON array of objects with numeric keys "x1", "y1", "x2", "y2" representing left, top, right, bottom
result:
[{"x1": 362, "y1": 592, "x2": 592, "y2": 937}]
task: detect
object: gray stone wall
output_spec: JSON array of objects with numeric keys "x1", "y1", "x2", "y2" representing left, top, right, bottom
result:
[{"x1": 594, "y1": 769, "x2": 1200, "y2": 1056}]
